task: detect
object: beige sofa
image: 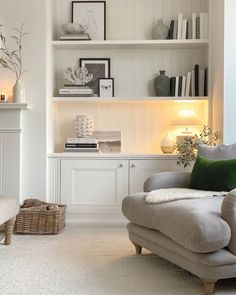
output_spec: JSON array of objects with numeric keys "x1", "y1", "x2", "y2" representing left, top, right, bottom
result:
[
  {"x1": 0, "y1": 197, "x2": 19, "y2": 245},
  {"x1": 122, "y1": 144, "x2": 236, "y2": 295}
]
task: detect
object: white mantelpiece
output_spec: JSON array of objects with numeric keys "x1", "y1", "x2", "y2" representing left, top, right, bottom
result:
[{"x1": 0, "y1": 103, "x2": 31, "y2": 200}]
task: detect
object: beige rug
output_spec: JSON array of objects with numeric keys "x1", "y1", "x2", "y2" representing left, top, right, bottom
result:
[{"x1": 0, "y1": 225, "x2": 236, "y2": 295}]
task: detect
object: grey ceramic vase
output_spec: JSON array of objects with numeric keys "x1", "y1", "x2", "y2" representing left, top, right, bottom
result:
[
  {"x1": 152, "y1": 19, "x2": 169, "y2": 40},
  {"x1": 154, "y1": 71, "x2": 170, "y2": 97}
]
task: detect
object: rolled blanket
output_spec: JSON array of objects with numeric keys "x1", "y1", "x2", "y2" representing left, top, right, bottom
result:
[{"x1": 145, "y1": 188, "x2": 227, "y2": 204}]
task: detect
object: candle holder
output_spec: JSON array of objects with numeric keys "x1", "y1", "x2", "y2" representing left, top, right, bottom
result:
[{"x1": 0, "y1": 93, "x2": 7, "y2": 103}]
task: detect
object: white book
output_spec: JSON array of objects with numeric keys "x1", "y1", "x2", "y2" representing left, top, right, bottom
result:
[
  {"x1": 192, "y1": 13, "x2": 197, "y2": 39},
  {"x1": 181, "y1": 76, "x2": 186, "y2": 97},
  {"x1": 191, "y1": 69, "x2": 195, "y2": 96},
  {"x1": 185, "y1": 72, "x2": 192, "y2": 96},
  {"x1": 181, "y1": 20, "x2": 187, "y2": 39},
  {"x1": 177, "y1": 14, "x2": 183, "y2": 40},
  {"x1": 175, "y1": 77, "x2": 179, "y2": 97},
  {"x1": 204, "y1": 13, "x2": 208, "y2": 39},
  {"x1": 59, "y1": 89, "x2": 93, "y2": 94},
  {"x1": 67, "y1": 137, "x2": 98, "y2": 144},
  {"x1": 199, "y1": 69, "x2": 205, "y2": 96},
  {"x1": 200, "y1": 13, "x2": 205, "y2": 39}
]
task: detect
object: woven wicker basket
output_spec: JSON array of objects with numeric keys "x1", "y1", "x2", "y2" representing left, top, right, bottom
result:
[{"x1": 15, "y1": 200, "x2": 66, "y2": 235}]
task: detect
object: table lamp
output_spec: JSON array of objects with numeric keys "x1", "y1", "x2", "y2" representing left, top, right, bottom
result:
[{"x1": 171, "y1": 109, "x2": 202, "y2": 144}]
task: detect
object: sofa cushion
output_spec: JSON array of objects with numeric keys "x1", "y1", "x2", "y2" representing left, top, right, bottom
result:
[
  {"x1": 189, "y1": 156, "x2": 236, "y2": 192},
  {"x1": 198, "y1": 143, "x2": 236, "y2": 160},
  {"x1": 122, "y1": 193, "x2": 231, "y2": 253},
  {"x1": 0, "y1": 196, "x2": 19, "y2": 225}
]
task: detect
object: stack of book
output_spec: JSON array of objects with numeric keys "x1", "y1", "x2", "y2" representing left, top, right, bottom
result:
[
  {"x1": 64, "y1": 137, "x2": 100, "y2": 153},
  {"x1": 59, "y1": 85, "x2": 93, "y2": 97},
  {"x1": 169, "y1": 13, "x2": 208, "y2": 40},
  {"x1": 60, "y1": 33, "x2": 91, "y2": 41},
  {"x1": 170, "y1": 65, "x2": 208, "y2": 97}
]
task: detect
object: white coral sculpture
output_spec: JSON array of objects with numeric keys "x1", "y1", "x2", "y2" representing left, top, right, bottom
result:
[{"x1": 64, "y1": 65, "x2": 93, "y2": 85}]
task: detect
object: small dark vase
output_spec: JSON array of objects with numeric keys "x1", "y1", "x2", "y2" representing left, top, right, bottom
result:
[{"x1": 154, "y1": 71, "x2": 170, "y2": 97}]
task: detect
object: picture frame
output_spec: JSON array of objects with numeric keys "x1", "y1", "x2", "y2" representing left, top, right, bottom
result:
[
  {"x1": 98, "y1": 78, "x2": 114, "y2": 98},
  {"x1": 80, "y1": 58, "x2": 110, "y2": 96},
  {"x1": 72, "y1": 1, "x2": 106, "y2": 40}
]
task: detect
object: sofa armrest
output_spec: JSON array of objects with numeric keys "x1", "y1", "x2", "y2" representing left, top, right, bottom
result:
[
  {"x1": 221, "y1": 189, "x2": 236, "y2": 255},
  {"x1": 143, "y1": 171, "x2": 191, "y2": 192}
]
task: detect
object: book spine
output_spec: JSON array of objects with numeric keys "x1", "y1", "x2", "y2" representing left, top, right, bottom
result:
[
  {"x1": 187, "y1": 19, "x2": 192, "y2": 39},
  {"x1": 194, "y1": 65, "x2": 200, "y2": 96},
  {"x1": 199, "y1": 69, "x2": 205, "y2": 97},
  {"x1": 178, "y1": 77, "x2": 183, "y2": 97},
  {"x1": 181, "y1": 76, "x2": 186, "y2": 97},
  {"x1": 65, "y1": 143, "x2": 98, "y2": 148},
  {"x1": 169, "y1": 20, "x2": 175, "y2": 39},
  {"x1": 200, "y1": 13, "x2": 205, "y2": 39},
  {"x1": 181, "y1": 19, "x2": 187, "y2": 39},
  {"x1": 175, "y1": 77, "x2": 179, "y2": 97},
  {"x1": 185, "y1": 72, "x2": 192, "y2": 96},
  {"x1": 204, "y1": 13, "x2": 208, "y2": 39},
  {"x1": 173, "y1": 20, "x2": 178, "y2": 39},
  {"x1": 204, "y1": 67, "x2": 208, "y2": 96},
  {"x1": 170, "y1": 77, "x2": 176, "y2": 97},
  {"x1": 196, "y1": 16, "x2": 200, "y2": 39},
  {"x1": 177, "y1": 14, "x2": 183, "y2": 40},
  {"x1": 192, "y1": 13, "x2": 197, "y2": 39},
  {"x1": 191, "y1": 69, "x2": 195, "y2": 96}
]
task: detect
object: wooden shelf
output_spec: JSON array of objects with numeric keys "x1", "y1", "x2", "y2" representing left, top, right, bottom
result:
[
  {"x1": 0, "y1": 103, "x2": 32, "y2": 110},
  {"x1": 51, "y1": 39, "x2": 209, "y2": 50},
  {"x1": 52, "y1": 96, "x2": 209, "y2": 103}
]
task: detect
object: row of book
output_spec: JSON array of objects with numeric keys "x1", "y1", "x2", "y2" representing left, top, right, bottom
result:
[
  {"x1": 169, "y1": 13, "x2": 208, "y2": 40},
  {"x1": 59, "y1": 85, "x2": 93, "y2": 97},
  {"x1": 64, "y1": 137, "x2": 100, "y2": 152},
  {"x1": 170, "y1": 65, "x2": 208, "y2": 97}
]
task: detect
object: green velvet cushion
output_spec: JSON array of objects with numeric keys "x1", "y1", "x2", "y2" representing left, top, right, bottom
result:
[{"x1": 189, "y1": 156, "x2": 236, "y2": 192}]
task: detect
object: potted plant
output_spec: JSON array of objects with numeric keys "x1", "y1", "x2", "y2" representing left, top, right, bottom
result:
[
  {"x1": 176, "y1": 125, "x2": 222, "y2": 168},
  {"x1": 0, "y1": 24, "x2": 27, "y2": 103}
]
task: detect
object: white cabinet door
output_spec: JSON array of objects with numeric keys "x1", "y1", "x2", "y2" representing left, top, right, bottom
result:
[
  {"x1": 61, "y1": 159, "x2": 129, "y2": 214},
  {"x1": 0, "y1": 132, "x2": 20, "y2": 199},
  {"x1": 129, "y1": 158, "x2": 182, "y2": 194}
]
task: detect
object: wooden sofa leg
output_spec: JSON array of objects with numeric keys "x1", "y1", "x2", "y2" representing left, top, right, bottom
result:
[
  {"x1": 4, "y1": 217, "x2": 16, "y2": 245},
  {"x1": 200, "y1": 279, "x2": 217, "y2": 295},
  {"x1": 133, "y1": 243, "x2": 142, "y2": 254}
]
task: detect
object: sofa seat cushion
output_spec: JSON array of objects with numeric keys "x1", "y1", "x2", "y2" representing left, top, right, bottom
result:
[
  {"x1": 122, "y1": 193, "x2": 231, "y2": 253},
  {"x1": 0, "y1": 196, "x2": 19, "y2": 225}
]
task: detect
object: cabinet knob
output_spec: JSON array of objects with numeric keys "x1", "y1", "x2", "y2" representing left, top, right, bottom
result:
[
  {"x1": 119, "y1": 163, "x2": 125, "y2": 168},
  {"x1": 131, "y1": 163, "x2": 137, "y2": 168}
]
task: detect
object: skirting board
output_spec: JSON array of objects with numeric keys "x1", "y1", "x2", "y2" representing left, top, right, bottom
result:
[{"x1": 66, "y1": 213, "x2": 127, "y2": 227}]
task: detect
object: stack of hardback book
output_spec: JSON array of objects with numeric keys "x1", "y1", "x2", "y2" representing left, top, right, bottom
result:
[
  {"x1": 59, "y1": 85, "x2": 93, "y2": 97},
  {"x1": 169, "y1": 13, "x2": 208, "y2": 40},
  {"x1": 64, "y1": 137, "x2": 100, "y2": 152},
  {"x1": 60, "y1": 33, "x2": 91, "y2": 41},
  {"x1": 170, "y1": 65, "x2": 208, "y2": 97}
]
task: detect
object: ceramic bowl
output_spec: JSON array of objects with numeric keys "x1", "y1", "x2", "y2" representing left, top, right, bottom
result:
[{"x1": 61, "y1": 23, "x2": 86, "y2": 34}]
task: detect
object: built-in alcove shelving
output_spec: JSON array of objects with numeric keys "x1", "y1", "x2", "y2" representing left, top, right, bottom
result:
[{"x1": 47, "y1": 0, "x2": 210, "y2": 154}]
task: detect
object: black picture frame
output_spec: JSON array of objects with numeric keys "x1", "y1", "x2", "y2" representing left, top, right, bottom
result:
[
  {"x1": 80, "y1": 58, "x2": 111, "y2": 96},
  {"x1": 72, "y1": 1, "x2": 106, "y2": 40},
  {"x1": 98, "y1": 78, "x2": 114, "y2": 98}
]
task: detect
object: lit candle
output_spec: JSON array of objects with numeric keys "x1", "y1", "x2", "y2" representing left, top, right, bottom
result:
[{"x1": 0, "y1": 93, "x2": 7, "y2": 102}]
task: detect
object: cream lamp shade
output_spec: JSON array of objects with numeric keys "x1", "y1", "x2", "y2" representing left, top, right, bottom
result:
[
  {"x1": 171, "y1": 110, "x2": 202, "y2": 144},
  {"x1": 171, "y1": 109, "x2": 202, "y2": 131}
]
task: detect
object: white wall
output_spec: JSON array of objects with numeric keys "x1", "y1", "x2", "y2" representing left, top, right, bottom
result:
[
  {"x1": 0, "y1": 0, "x2": 47, "y2": 201},
  {"x1": 224, "y1": 0, "x2": 236, "y2": 143}
]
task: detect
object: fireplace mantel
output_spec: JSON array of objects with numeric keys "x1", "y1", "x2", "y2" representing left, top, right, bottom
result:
[{"x1": 0, "y1": 103, "x2": 31, "y2": 200}]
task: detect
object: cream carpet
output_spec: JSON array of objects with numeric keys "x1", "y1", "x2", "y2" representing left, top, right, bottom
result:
[{"x1": 0, "y1": 225, "x2": 236, "y2": 295}]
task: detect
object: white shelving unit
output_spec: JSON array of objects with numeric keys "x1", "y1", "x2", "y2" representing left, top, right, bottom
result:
[
  {"x1": 52, "y1": 96, "x2": 208, "y2": 103},
  {"x1": 47, "y1": 0, "x2": 212, "y2": 223},
  {"x1": 52, "y1": 39, "x2": 209, "y2": 50}
]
